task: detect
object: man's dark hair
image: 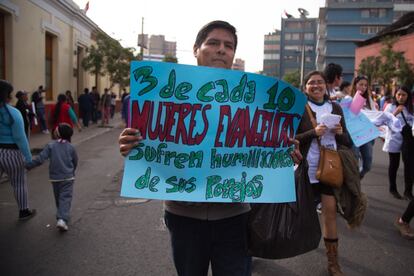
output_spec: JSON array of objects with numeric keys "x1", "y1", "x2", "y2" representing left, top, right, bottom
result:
[
  {"x1": 340, "y1": 81, "x2": 351, "y2": 91},
  {"x1": 194, "y1": 20, "x2": 237, "y2": 50},
  {"x1": 323, "y1": 63, "x2": 343, "y2": 84}
]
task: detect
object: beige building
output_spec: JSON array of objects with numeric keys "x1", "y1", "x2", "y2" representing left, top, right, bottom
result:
[
  {"x1": 232, "y1": 58, "x2": 245, "y2": 71},
  {"x1": 0, "y1": 0, "x2": 116, "y2": 104},
  {"x1": 138, "y1": 33, "x2": 177, "y2": 59}
]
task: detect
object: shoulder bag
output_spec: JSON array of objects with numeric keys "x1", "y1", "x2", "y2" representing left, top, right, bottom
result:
[{"x1": 305, "y1": 104, "x2": 343, "y2": 188}]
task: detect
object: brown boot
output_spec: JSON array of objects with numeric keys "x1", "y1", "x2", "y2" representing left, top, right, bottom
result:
[{"x1": 324, "y1": 238, "x2": 344, "y2": 276}]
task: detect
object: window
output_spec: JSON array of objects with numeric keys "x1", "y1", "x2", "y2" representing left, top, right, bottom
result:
[
  {"x1": 304, "y1": 33, "x2": 314, "y2": 40},
  {"x1": 292, "y1": 33, "x2": 300, "y2": 40},
  {"x1": 284, "y1": 45, "x2": 300, "y2": 51},
  {"x1": 286, "y1": 22, "x2": 301, "y2": 29},
  {"x1": 264, "y1": 53, "x2": 280, "y2": 60},
  {"x1": 361, "y1": 9, "x2": 387, "y2": 18},
  {"x1": 45, "y1": 33, "x2": 54, "y2": 100},
  {"x1": 305, "y1": 45, "x2": 314, "y2": 51},
  {"x1": 360, "y1": 26, "x2": 385, "y2": 34}
]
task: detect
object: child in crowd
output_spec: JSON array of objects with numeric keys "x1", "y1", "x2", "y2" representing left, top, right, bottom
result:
[{"x1": 26, "y1": 123, "x2": 78, "y2": 231}]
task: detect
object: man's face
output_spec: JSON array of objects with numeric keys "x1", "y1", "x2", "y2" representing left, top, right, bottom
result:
[
  {"x1": 334, "y1": 74, "x2": 343, "y2": 87},
  {"x1": 193, "y1": 28, "x2": 235, "y2": 69}
]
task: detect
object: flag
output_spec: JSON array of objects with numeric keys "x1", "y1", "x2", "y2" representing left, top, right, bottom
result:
[
  {"x1": 284, "y1": 10, "x2": 293, "y2": 18},
  {"x1": 84, "y1": 1, "x2": 89, "y2": 13}
]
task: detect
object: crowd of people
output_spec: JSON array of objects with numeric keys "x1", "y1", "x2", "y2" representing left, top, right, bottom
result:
[
  {"x1": 0, "y1": 81, "x2": 124, "y2": 231},
  {"x1": 1, "y1": 19, "x2": 413, "y2": 276}
]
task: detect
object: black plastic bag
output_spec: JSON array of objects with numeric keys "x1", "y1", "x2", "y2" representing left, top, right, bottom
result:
[{"x1": 247, "y1": 162, "x2": 321, "y2": 259}]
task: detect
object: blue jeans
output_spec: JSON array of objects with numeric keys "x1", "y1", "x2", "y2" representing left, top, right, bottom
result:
[
  {"x1": 36, "y1": 108, "x2": 48, "y2": 131},
  {"x1": 52, "y1": 180, "x2": 74, "y2": 222},
  {"x1": 354, "y1": 140, "x2": 374, "y2": 179},
  {"x1": 164, "y1": 211, "x2": 251, "y2": 276}
]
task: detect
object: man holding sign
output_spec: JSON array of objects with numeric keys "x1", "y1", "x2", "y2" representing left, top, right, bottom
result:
[{"x1": 119, "y1": 21, "x2": 302, "y2": 276}]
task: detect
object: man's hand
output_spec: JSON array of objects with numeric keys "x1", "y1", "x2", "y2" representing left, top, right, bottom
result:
[
  {"x1": 119, "y1": 128, "x2": 142, "y2": 156},
  {"x1": 289, "y1": 138, "x2": 303, "y2": 165}
]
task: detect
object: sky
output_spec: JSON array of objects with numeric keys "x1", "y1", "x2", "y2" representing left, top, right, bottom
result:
[{"x1": 73, "y1": 0, "x2": 326, "y2": 73}]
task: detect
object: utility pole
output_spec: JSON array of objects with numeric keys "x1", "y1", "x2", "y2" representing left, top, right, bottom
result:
[
  {"x1": 140, "y1": 17, "x2": 144, "y2": 58},
  {"x1": 298, "y1": 8, "x2": 309, "y2": 89}
]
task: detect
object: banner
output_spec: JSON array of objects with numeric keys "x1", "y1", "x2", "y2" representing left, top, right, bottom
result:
[
  {"x1": 121, "y1": 61, "x2": 307, "y2": 203},
  {"x1": 340, "y1": 99, "x2": 380, "y2": 147}
]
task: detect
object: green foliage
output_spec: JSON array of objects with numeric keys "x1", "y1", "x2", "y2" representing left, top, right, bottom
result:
[
  {"x1": 283, "y1": 70, "x2": 300, "y2": 89},
  {"x1": 162, "y1": 55, "x2": 178, "y2": 63},
  {"x1": 358, "y1": 36, "x2": 414, "y2": 90},
  {"x1": 82, "y1": 32, "x2": 138, "y2": 89},
  {"x1": 358, "y1": 56, "x2": 381, "y2": 86}
]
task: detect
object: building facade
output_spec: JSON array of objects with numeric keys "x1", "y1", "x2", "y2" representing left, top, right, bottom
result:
[
  {"x1": 279, "y1": 17, "x2": 318, "y2": 79},
  {"x1": 138, "y1": 34, "x2": 177, "y2": 60},
  {"x1": 0, "y1": 0, "x2": 117, "y2": 103},
  {"x1": 232, "y1": 58, "x2": 245, "y2": 71},
  {"x1": 316, "y1": 0, "x2": 414, "y2": 81},
  {"x1": 355, "y1": 12, "x2": 414, "y2": 82},
  {"x1": 262, "y1": 30, "x2": 281, "y2": 77}
]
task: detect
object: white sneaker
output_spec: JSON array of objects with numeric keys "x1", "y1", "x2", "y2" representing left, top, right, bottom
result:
[
  {"x1": 42, "y1": 130, "x2": 49, "y2": 134},
  {"x1": 316, "y1": 202, "x2": 322, "y2": 215},
  {"x1": 56, "y1": 219, "x2": 68, "y2": 231}
]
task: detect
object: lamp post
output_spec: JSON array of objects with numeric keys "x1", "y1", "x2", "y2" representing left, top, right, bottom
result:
[{"x1": 298, "y1": 8, "x2": 309, "y2": 88}]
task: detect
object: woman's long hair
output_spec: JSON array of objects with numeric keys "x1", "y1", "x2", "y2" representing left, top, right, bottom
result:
[
  {"x1": 351, "y1": 75, "x2": 373, "y2": 109},
  {"x1": 0, "y1": 79, "x2": 14, "y2": 125},
  {"x1": 53, "y1": 93, "x2": 67, "y2": 125},
  {"x1": 392, "y1": 86, "x2": 413, "y2": 114}
]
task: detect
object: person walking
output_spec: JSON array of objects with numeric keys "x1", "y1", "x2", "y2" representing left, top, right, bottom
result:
[
  {"x1": 394, "y1": 199, "x2": 414, "y2": 239},
  {"x1": 50, "y1": 94, "x2": 82, "y2": 136},
  {"x1": 100, "y1": 88, "x2": 111, "y2": 126},
  {"x1": 78, "y1": 88, "x2": 93, "y2": 128},
  {"x1": 351, "y1": 75, "x2": 378, "y2": 179},
  {"x1": 90, "y1": 86, "x2": 100, "y2": 124},
  {"x1": 15, "y1": 90, "x2": 33, "y2": 138},
  {"x1": 31, "y1": 85, "x2": 49, "y2": 134},
  {"x1": 117, "y1": 20, "x2": 302, "y2": 276},
  {"x1": 110, "y1": 91, "x2": 116, "y2": 119},
  {"x1": 26, "y1": 123, "x2": 78, "y2": 231},
  {"x1": 0, "y1": 80, "x2": 36, "y2": 220},
  {"x1": 324, "y1": 63, "x2": 343, "y2": 101},
  {"x1": 383, "y1": 86, "x2": 414, "y2": 200},
  {"x1": 65, "y1": 90, "x2": 75, "y2": 110},
  {"x1": 296, "y1": 71, "x2": 352, "y2": 276}
]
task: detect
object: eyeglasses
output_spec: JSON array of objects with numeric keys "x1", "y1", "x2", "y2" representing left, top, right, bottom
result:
[{"x1": 306, "y1": 80, "x2": 325, "y2": 86}]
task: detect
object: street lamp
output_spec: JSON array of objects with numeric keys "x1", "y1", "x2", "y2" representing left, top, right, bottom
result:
[{"x1": 298, "y1": 8, "x2": 309, "y2": 88}]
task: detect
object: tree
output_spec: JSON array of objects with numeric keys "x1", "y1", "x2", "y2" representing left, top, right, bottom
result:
[
  {"x1": 358, "y1": 55, "x2": 381, "y2": 86},
  {"x1": 162, "y1": 55, "x2": 178, "y2": 63},
  {"x1": 283, "y1": 70, "x2": 300, "y2": 89},
  {"x1": 359, "y1": 36, "x2": 414, "y2": 91},
  {"x1": 82, "y1": 32, "x2": 138, "y2": 89},
  {"x1": 81, "y1": 44, "x2": 105, "y2": 87}
]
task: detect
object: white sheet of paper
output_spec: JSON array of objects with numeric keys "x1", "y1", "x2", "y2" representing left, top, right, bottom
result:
[{"x1": 320, "y1": 113, "x2": 341, "y2": 129}]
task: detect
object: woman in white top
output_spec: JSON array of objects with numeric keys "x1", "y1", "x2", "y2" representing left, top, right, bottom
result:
[
  {"x1": 351, "y1": 75, "x2": 378, "y2": 179},
  {"x1": 383, "y1": 86, "x2": 414, "y2": 200}
]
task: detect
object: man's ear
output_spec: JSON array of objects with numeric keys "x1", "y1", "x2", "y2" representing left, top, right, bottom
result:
[{"x1": 193, "y1": 44, "x2": 199, "y2": 57}]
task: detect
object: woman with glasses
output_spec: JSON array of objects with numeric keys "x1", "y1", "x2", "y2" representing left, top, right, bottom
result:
[
  {"x1": 296, "y1": 71, "x2": 352, "y2": 276},
  {"x1": 383, "y1": 86, "x2": 414, "y2": 200},
  {"x1": 351, "y1": 75, "x2": 378, "y2": 179}
]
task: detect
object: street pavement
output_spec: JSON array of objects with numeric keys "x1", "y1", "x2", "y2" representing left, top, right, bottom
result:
[{"x1": 0, "y1": 114, "x2": 413, "y2": 275}]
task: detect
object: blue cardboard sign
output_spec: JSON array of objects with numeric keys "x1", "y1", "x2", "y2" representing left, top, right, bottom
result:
[
  {"x1": 121, "y1": 61, "x2": 307, "y2": 203},
  {"x1": 339, "y1": 99, "x2": 379, "y2": 147}
]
